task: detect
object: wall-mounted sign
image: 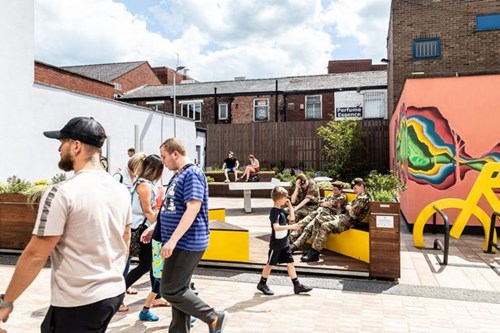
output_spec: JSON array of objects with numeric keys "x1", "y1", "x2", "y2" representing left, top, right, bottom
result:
[{"x1": 335, "y1": 106, "x2": 363, "y2": 119}]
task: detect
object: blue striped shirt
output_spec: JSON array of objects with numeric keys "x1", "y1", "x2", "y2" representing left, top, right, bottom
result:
[{"x1": 159, "y1": 165, "x2": 209, "y2": 251}]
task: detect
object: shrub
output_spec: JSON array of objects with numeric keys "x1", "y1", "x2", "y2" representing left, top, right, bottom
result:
[
  {"x1": 206, "y1": 176, "x2": 215, "y2": 183},
  {"x1": 4, "y1": 176, "x2": 32, "y2": 194},
  {"x1": 366, "y1": 170, "x2": 405, "y2": 202}
]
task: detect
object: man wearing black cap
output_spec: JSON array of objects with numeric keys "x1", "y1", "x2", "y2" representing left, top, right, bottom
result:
[
  {"x1": 289, "y1": 180, "x2": 347, "y2": 254},
  {"x1": 301, "y1": 177, "x2": 371, "y2": 262},
  {"x1": 0, "y1": 117, "x2": 132, "y2": 332}
]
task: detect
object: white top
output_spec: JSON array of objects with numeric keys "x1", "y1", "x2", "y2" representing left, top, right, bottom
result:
[{"x1": 32, "y1": 169, "x2": 132, "y2": 307}]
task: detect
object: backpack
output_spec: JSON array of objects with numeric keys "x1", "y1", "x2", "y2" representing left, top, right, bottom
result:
[{"x1": 248, "y1": 174, "x2": 260, "y2": 182}]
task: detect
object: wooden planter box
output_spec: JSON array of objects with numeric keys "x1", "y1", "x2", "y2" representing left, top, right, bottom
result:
[
  {"x1": 0, "y1": 193, "x2": 38, "y2": 250},
  {"x1": 369, "y1": 201, "x2": 401, "y2": 280}
]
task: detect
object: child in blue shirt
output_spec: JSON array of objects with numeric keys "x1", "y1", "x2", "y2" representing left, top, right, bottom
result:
[{"x1": 257, "y1": 186, "x2": 313, "y2": 295}]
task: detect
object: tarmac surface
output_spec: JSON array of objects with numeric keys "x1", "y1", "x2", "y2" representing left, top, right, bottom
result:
[{"x1": 0, "y1": 195, "x2": 499, "y2": 332}]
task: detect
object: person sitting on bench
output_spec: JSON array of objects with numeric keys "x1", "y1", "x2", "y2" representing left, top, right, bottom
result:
[
  {"x1": 289, "y1": 180, "x2": 347, "y2": 253},
  {"x1": 301, "y1": 177, "x2": 371, "y2": 263},
  {"x1": 239, "y1": 154, "x2": 260, "y2": 182},
  {"x1": 222, "y1": 151, "x2": 239, "y2": 183},
  {"x1": 290, "y1": 174, "x2": 320, "y2": 221}
]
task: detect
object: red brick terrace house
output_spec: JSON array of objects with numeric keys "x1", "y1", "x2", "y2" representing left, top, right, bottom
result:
[
  {"x1": 35, "y1": 60, "x2": 163, "y2": 99},
  {"x1": 118, "y1": 63, "x2": 387, "y2": 128},
  {"x1": 118, "y1": 60, "x2": 389, "y2": 170}
]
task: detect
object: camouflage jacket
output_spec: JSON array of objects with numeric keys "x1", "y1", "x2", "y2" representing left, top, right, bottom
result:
[
  {"x1": 320, "y1": 193, "x2": 347, "y2": 215},
  {"x1": 296, "y1": 180, "x2": 320, "y2": 205},
  {"x1": 348, "y1": 192, "x2": 372, "y2": 222}
]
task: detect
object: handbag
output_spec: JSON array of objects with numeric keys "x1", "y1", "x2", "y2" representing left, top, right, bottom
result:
[{"x1": 129, "y1": 218, "x2": 147, "y2": 257}]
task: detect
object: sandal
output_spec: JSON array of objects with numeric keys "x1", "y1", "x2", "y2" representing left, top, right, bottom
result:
[
  {"x1": 126, "y1": 287, "x2": 138, "y2": 295},
  {"x1": 118, "y1": 303, "x2": 129, "y2": 312}
]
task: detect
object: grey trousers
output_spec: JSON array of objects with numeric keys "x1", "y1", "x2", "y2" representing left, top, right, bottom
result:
[{"x1": 160, "y1": 248, "x2": 216, "y2": 333}]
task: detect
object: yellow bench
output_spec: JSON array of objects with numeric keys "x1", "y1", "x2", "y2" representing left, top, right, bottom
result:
[
  {"x1": 311, "y1": 189, "x2": 370, "y2": 263},
  {"x1": 202, "y1": 220, "x2": 249, "y2": 263},
  {"x1": 208, "y1": 208, "x2": 225, "y2": 222}
]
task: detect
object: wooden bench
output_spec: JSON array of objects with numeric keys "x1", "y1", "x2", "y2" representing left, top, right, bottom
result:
[
  {"x1": 205, "y1": 171, "x2": 275, "y2": 183},
  {"x1": 202, "y1": 220, "x2": 249, "y2": 263}
]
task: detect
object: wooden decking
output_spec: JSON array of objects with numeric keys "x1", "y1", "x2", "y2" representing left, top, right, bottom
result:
[{"x1": 202, "y1": 203, "x2": 369, "y2": 277}]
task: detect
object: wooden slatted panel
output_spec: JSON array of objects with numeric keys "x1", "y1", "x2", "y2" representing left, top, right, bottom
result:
[{"x1": 207, "y1": 119, "x2": 389, "y2": 172}]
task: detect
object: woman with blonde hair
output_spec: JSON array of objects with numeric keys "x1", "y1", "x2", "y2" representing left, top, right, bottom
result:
[{"x1": 122, "y1": 154, "x2": 166, "y2": 321}]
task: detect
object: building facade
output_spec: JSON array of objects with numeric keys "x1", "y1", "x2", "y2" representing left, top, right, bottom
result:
[{"x1": 387, "y1": 0, "x2": 500, "y2": 116}]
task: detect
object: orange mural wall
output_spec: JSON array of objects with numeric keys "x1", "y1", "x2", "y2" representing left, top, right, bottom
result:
[{"x1": 389, "y1": 75, "x2": 500, "y2": 227}]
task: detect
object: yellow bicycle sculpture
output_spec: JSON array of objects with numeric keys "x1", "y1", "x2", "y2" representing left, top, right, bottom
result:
[{"x1": 413, "y1": 162, "x2": 500, "y2": 252}]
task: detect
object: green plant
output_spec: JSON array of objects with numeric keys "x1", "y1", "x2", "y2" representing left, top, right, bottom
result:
[
  {"x1": 51, "y1": 173, "x2": 67, "y2": 184},
  {"x1": 365, "y1": 170, "x2": 405, "y2": 202},
  {"x1": 4, "y1": 176, "x2": 32, "y2": 194},
  {"x1": 317, "y1": 119, "x2": 365, "y2": 180},
  {"x1": 24, "y1": 184, "x2": 50, "y2": 204},
  {"x1": 206, "y1": 176, "x2": 215, "y2": 183},
  {"x1": 316, "y1": 181, "x2": 333, "y2": 190}
]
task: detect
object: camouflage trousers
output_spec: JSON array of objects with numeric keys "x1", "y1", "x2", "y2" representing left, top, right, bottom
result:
[
  {"x1": 311, "y1": 214, "x2": 355, "y2": 252},
  {"x1": 289, "y1": 207, "x2": 336, "y2": 247},
  {"x1": 293, "y1": 204, "x2": 318, "y2": 223}
]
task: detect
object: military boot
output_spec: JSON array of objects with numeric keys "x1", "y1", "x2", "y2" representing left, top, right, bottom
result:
[{"x1": 301, "y1": 249, "x2": 320, "y2": 262}]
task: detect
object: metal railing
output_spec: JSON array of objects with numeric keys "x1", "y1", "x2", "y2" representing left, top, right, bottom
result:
[
  {"x1": 432, "y1": 206, "x2": 450, "y2": 265},
  {"x1": 486, "y1": 211, "x2": 500, "y2": 253}
]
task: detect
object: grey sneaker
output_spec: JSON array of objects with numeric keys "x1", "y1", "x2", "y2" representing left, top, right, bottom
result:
[
  {"x1": 294, "y1": 284, "x2": 313, "y2": 294},
  {"x1": 208, "y1": 310, "x2": 228, "y2": 333},
  {"x1": 257, "y1": 283, "x2": 274, "y2": 296}
]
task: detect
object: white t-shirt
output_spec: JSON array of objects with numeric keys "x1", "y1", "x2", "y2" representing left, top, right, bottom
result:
[{"x1": 32, "y1": 169, "x2": 132, "y2": 307}]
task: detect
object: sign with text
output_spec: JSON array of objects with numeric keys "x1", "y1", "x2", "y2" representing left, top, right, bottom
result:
[{"x1": 335, "y1": 106, "x2": 363, "y2": 119}]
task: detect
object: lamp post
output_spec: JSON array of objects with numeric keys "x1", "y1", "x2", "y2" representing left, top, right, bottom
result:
[{"x1": 172, "y1": 65, "x2": 185, "y2": 138}]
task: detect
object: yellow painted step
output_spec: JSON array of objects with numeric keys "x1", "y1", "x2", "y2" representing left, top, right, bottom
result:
[
  {"x1": 208, "y1": 208, "x2": 225, "y2": 222},
  {"x1": 202, "y1": 220, "x2": 249, "y2": 263}
]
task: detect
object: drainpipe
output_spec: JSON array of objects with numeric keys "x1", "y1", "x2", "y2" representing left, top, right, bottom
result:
[
  {"x1": 214, "y1": 87, "x2": 217, "y2": 123},
  {"x1": 275, "y1": 79, "x2": 279, "y2": 122}
]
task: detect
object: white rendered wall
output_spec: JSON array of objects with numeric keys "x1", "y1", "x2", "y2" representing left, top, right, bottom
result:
[{"x1": 0, "y1": 1, "x2": 196, "y2": 182}]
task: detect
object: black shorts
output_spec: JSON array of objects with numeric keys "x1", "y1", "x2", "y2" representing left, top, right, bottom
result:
[
  {"x1": 41, "y1": 293, "x2": 124, "y2": 333},
  {"x1": 266, "y1": 246, "x2": 294, "y2": 265}
]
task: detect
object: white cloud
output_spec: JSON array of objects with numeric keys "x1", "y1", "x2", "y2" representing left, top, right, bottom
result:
[
  {"x1": 322, "y1": 0, "x2": 390, "y2": 60},
  {"x1": 34, "y1": 0, "x2": 389, "y2": 82}
]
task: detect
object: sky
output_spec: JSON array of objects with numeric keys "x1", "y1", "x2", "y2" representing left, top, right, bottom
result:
[{"x1": 34, "y1": 0, "x2": 391, "y2": 82}]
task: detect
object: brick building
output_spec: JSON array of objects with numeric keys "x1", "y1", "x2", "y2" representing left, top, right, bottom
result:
[
  {"x1": 119, "y1": 70, "x2": 387, "y2": 130},
  {"x1": 387, "y1": 0, "x2": 500, "y2": 116},
  {"x1": 35, "y1": 61, "x2": 116, "y2": 98},
  {"x1": 61, "y1": 61, "x2": 162, "y2": 97}
]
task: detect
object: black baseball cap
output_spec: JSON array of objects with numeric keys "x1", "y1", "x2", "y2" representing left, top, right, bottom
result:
[{"x1": 43, "y1": 117, "x2": 107, "y2": 148}]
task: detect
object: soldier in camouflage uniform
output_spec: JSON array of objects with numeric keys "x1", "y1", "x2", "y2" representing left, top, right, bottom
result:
[
  {"x1": 290, "y1": 174, "x2": 320, "y2": 222},
  {"x1": 289, "y1": 180, "x2": 347, "y2": 248},
  {"x1": 301, "y1": 177, "x2": 371, "y2": 262}
]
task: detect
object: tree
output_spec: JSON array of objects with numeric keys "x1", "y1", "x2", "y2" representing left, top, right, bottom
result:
[{"x1": 317, "y1": 119, "x2": 364, "y2": 180}]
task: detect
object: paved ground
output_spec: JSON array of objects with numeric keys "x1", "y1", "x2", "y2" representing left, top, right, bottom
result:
[{"x1": 0, "y1": 195, "x2": 499, "y2": 332}]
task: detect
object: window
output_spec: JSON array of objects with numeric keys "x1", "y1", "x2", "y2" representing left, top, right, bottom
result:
[
  {"x1": 180, "y1": 101, "x2": 202, "y2": 122},
  {"x1": 413, "y1": 38, "x2": 441, "y2": 60},
  {"x1": 305, "y1": 95, "x2": 322, "y2": 119},
  {"x1": 218, "y1": 103, "x2": 228, "y2": 120},
  {"x1": 476, "y1": 14, "x2": 500, "y2": 31},
  {"x1": 113, "y1": 82, "x2": 122, "y2": 90},
  {"x1": 363, "y1": 91, "x2": 386, "y2": 119},
  {"x1": 253, "y1": 98, "x2": 269, "y2": 122}
]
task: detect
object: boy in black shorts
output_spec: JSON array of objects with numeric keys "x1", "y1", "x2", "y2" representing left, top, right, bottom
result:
[{"x1": 257, "y1": 186, "x2": 313, "y2": 296}]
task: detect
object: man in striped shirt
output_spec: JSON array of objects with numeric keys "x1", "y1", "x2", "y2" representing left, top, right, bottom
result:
[{"x1": 159, "y1": 138, "x2": 228, "y2": 333}]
